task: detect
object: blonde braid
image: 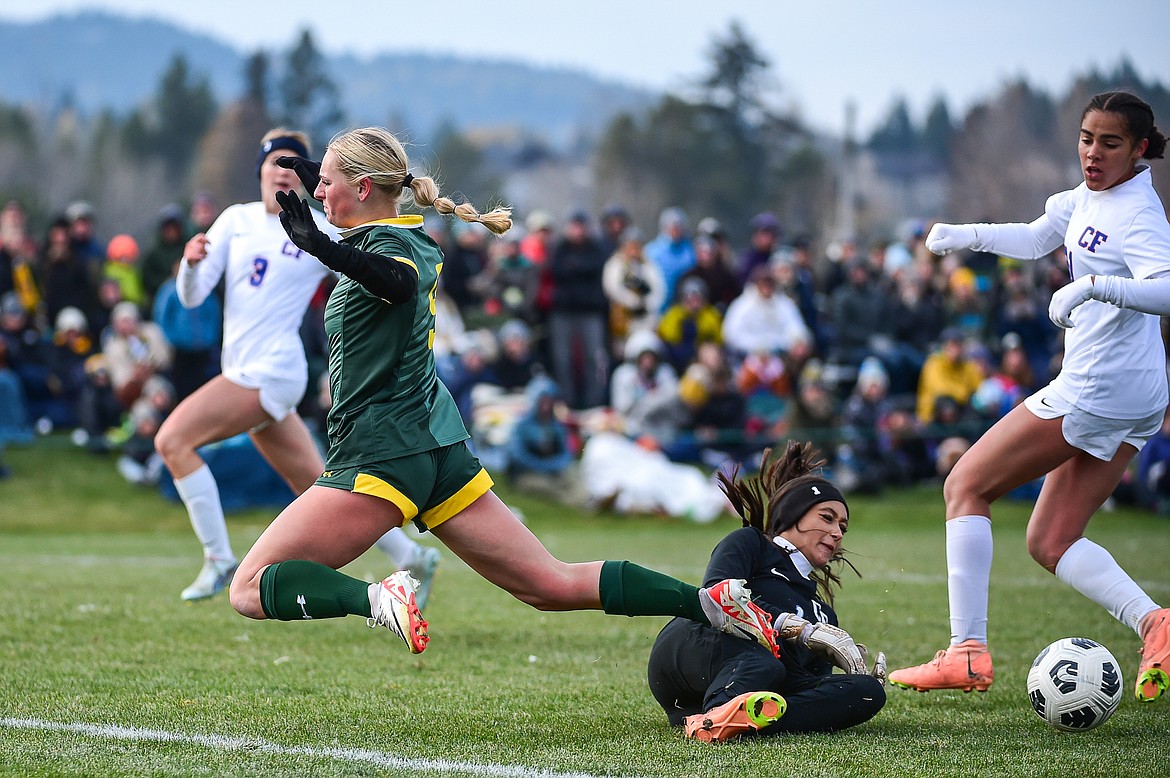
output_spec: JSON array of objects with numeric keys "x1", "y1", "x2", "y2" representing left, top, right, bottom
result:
[{"x1": 327, "y1": 126, "x2": 513, "y2": 235}]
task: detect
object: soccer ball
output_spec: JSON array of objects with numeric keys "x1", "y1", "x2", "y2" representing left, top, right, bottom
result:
[{"x1": 1026, "y1": 637, "x2": 1123, "y2": 732}]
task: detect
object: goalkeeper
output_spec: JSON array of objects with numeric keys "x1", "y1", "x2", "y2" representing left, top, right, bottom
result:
[{"x1": 647, "y1": 441, "x2": 886, "y2": 742}]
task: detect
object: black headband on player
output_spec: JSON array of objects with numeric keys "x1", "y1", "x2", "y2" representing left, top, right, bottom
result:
[
  {"x1": 256, "y1": 136, "x2": 310, "y2": 178},
  {"x1": 401, "y1": 172, "x2": 414, "y2": 189},
  {"x1": 773, "y1": 479, "x2": 848, "y2": 531}
]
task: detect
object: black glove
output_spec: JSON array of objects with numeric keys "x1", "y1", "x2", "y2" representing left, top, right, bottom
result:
[
  {"x1": 276, "y1": 156, "x2": 322, "y2": 195},
  {"x1": 274, "y1": 189, "x2": 420, "y2": 305},
  {"x1": 275, "y1": 189, "x2": 331, "y2": 257}
]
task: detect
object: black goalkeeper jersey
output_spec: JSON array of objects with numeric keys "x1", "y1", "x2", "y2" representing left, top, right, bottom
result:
[{"x1": 702, "y1": 526, "x2": 839, "y2": 684}]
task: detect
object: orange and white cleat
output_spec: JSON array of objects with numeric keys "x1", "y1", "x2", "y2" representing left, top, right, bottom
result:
[
  {"x1": 368, "y1": 571, "x2": 429, "y2": 654},
  {"x1": 699, "y1": 579, "x2": 781, "y2": 658},
  {"x1": 683, "y1": 691, "x2": 786, "y2": 743},
  {"x1": 889, "y1": 639, "x2": 994, "y2": 692},
  {"x1": 1136, "y1": 608, "x2": 1170, "y2": 702}
]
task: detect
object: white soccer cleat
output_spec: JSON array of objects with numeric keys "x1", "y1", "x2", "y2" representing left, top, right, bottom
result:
[
  {"x1": 368, "y1": 571, "x2": 429, "y2": 653},
  {"x1": 406, "y1": 546, "x2": 441, "y2": 612},
  {"x1": 181, "y1": 557, "x2": 238, "y2": 602}
]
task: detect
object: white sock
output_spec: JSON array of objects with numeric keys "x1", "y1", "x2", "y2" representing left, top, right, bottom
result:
[
  {"x1": 946, "y1": 515, "x2": 993, "y2": 645},
  {"x1": 1055, "y1": 537, "x2": 1159, "y2": 635},
  {"x1": 373, "y1": 528, "x2": 418, "y2": 569},
  {"x1": 174, "y1": 463, "x2": 233, "y2": 562}
]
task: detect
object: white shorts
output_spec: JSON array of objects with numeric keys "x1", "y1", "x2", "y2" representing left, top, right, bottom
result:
[
  {"x1": 1024, "y1": 387, "x2": 1162, "y2": 461},
  {"x1": 223, "y1": 368, "x2": 307, "y2": 423}
]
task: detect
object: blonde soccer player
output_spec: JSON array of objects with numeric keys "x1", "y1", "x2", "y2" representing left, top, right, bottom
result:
[
  {"x1": 225, "y1": 126, "x2": 784, "y2": 663},
  {"x1": 155, "y1": 129, "x2": 439, "y2": 604}
]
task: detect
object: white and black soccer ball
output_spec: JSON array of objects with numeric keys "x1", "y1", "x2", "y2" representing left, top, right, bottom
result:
[{"x1": 1026, "y1": 637, "x2": 1122, "y2": 732}]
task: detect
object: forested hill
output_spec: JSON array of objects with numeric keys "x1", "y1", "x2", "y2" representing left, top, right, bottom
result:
[{"x1": 0, "y1": 11, "x2": 654, "y2": 145}]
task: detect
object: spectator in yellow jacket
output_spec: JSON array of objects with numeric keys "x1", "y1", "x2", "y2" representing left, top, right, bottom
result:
[
  {"x1": 657, "y1": 277, "x2": 723, "y2": 373},
  {"x1": 915, "y1": 328, "x2": 984, "y2": 424}
]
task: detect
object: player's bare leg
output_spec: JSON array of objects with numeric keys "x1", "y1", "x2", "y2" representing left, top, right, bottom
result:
[
  {"x1": 891, "y1": 407, "x2": 1070, "y2": 692},
  {"x1": 156, "y1": 377, "x2": 273, "y2": 600},
  {"x1": 229, "y1": 487, "x2": 428, "y2": 652}
]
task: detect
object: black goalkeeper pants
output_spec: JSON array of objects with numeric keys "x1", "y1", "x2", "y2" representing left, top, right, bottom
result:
[{"x1": 647, "y1": 618, "x2": 885, "y2": 734}]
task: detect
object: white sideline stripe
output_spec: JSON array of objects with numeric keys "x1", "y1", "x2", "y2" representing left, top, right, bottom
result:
[{"x1": 0, "y1": 718, "x2": 621, "y2": 778}]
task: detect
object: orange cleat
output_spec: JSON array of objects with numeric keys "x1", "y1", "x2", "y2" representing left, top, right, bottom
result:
[
  {"x1": 699, "y1": 579, "x2": 781, "y2": 658},
  {"x1": 367, "y1": 571, "x2": 429, "y2": 654},
  {"x1": 683, "y1": 691, "x2": 786, "y2": 743},
  {"x1": 889, "y1": 639, "x2": 994, "y2": 692},
  {"x1": 1136, "y1": 608, "x2": 1170, "y2": 702}
]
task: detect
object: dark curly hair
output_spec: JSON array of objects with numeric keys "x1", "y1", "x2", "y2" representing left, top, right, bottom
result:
[{"x1": 717, "y1": 441, "x2": 859, "y2": 604}]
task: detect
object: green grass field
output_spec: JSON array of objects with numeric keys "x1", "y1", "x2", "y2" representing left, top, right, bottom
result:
[{"x1": 1, "y1": 441, "x2": 1166, "y2": 777}]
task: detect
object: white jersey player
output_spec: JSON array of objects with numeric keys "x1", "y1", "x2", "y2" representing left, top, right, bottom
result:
[
  {"x1": 155, "y1": 129, "x2": 440, "y2": 605},
  {"x1": 889, "y1": 91, "x2": 1170, "y2": 704},
  {"x1": 179, "y1": 200, "x2": 334, "y2": 402}
]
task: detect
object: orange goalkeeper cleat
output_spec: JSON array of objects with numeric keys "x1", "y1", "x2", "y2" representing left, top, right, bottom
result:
[
  {"x1": 683, "y1": 691, "x2": 786, "y2": 743},
  {"x1": 889, "y1": 639, "x2": 994, "y2": 692},
  {"x1": 1137, "y1": 608, "x2": 1170, "y2": 702}
]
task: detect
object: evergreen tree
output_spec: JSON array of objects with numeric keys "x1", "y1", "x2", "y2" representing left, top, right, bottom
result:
[
  {"x1": 244, "y1": 51, "x2": 270, "y2": 108},
  {"x1": 868, "y1": 97, "x2": 917, "y2": 154},
  {"x1": 193, "y1": 52, "x2": 275, "y2": 207},
  {"x1": 701, "y1": 21, "x2": 771, "y2": 129},
  {"x1": 277, "y1": 29, "x2": 344, "y2": 149},
  {"x1": 593, "y1": 22, "x2": 822, "y2": 240},
  {"x1": 921, "y1": 96, "x2": 954, "y2": 159},
  {"x1": 120, "y1": 54, "x2": 217, "y2": 177}
]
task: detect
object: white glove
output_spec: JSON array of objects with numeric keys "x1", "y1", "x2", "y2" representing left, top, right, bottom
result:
[
  {"x1": 864, "y1": 647, "x2": 887, "y2": 685},
  {"x1": 1048, "y1": 275, "x2": 1095, "y2": 328},
  {"x1": 774, "y1": 612, "x2": 867, "y2": 674},
  {"x1": 924, "y1": 223, "x2": 979, "y2": 255}
]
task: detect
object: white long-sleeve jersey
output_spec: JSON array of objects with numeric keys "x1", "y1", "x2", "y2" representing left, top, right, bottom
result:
[
  {"x1": 976, "y1": 166, "x2": 1170, "y2": 419},
  {"x1": 176, "y1": 201, "x2": 337, "y2": 387}
]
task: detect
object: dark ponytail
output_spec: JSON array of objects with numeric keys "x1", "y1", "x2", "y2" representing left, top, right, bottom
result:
[
  {"x1": 1084, "y1": 91, "x2": 1167, "y2": 160},
  {"x1": 717, "y1": 441, "x2": 859, "y2": 604}
]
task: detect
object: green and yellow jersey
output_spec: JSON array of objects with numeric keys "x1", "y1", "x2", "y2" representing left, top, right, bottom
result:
[{"x1": 322, "y1": 215, "x2": 468, "y2": 467}]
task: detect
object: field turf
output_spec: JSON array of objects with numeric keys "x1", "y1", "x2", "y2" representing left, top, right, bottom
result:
[{"x1": 0, "y1": 441, "x2": 1165, "y2": 777}]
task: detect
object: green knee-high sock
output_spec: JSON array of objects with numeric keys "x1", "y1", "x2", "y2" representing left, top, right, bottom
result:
[
  {"x1": 259, "y1": 560, "x2": 372, "y2": 621},
  {"x1": 598, "y1": 560, "x2": 706, "y2": 622}
]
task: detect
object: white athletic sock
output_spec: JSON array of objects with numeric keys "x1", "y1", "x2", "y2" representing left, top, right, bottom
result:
[
  {"x1": 946, "y1": 515, "x2": 993, "y2": 645},
  {"x1": 1054, "y1": 537, "x2": 1159, "y2": 635},
  {"x1": 373, "y1": 528, "x2": 418, "y2": 570},
  {"x1": 174, "y1": 463, "x2": 233, "y2": 562}
]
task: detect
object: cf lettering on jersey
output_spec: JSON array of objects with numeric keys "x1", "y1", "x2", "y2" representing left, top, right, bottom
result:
[
  {"x1": 1077, "y1": 226, "x2": 1109, "y2": 253},
  {"x1": 282, "y1": 240, "x2": 305, "y2": 259}
]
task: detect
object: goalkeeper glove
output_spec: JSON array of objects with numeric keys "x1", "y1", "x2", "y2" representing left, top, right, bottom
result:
[{"x1": 774, "y1": 612, "x2": 867, "y2": 674}]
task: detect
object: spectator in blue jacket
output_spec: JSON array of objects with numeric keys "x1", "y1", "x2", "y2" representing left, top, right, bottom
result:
[
  {"x1": 152, "y1": 259, "x2": 222, "y2": 402},
  {"x1": 644, "y1": 207, "x2": 696, "y2": 314},
  {"x1": 506, "y1": 376, "x2": 574, "y2": 484}
]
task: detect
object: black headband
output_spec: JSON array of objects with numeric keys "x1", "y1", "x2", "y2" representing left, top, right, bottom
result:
[
  {"x1": 773, "y1": 480, "x2": 847, "y2": 529},
  {"x1": 256, "y1": 136, "x2": 310, "y2": 178}
]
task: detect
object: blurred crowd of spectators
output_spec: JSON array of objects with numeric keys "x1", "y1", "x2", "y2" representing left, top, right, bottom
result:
[{"x1": 2, "y1": 195, "x2": 1169, "y2": 515}]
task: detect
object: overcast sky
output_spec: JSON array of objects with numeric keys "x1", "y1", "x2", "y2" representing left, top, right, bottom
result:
[{"x1": 3, "y1": 1, "x2": 1169, "y2": 136}]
